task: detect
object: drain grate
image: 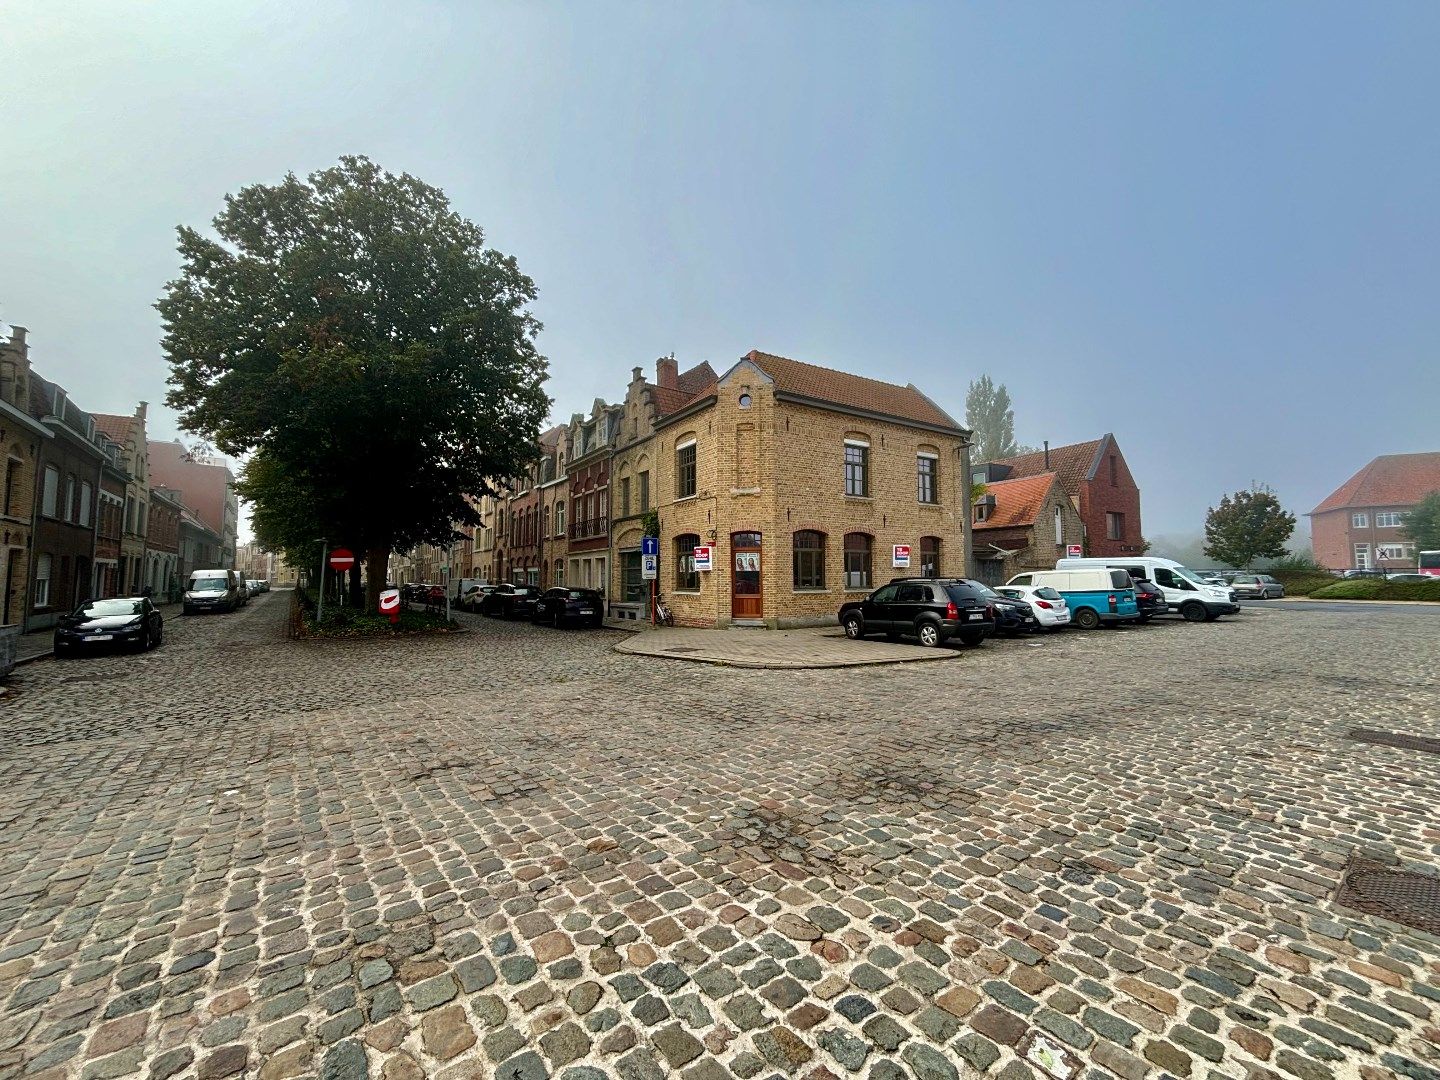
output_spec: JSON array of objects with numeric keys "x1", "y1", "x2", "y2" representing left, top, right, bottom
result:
[
  {"x1": 1335, "y1": 856, "x2": 1440, "y2": 935},
  {"x1": 1347, "y1": 728, "x2": 1440, "y2": 755}
]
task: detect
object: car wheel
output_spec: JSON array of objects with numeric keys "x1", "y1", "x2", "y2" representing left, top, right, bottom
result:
[
  {"x1": 1073, "y1": 607, "x2": 1100, "y2": 630},
  {"x1": 842, "y1": 614, "x2": 865, "y2": 640},
  {"x1": 138, "y1": 629, "x2": 150, "y2": 652},
  {"x1": 916, "y1": 620, "x2": 941, "y2": 648},
  {"x1": 958, "y1": 629, "x2": 985, "y2": 646},
  {"x1": 1180, "y1": 601, "x2": 1207, "y2": 623},
  {"x1": 553, "y1": 609, "x2": 563, "y2": 629}
]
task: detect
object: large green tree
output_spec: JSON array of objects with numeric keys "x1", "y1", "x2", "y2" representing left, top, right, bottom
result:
[
  {"x1": 1203, "y1": 486, "x2": 1296, "y2": 568},
  {"x1": 964, "y1": 375, "x2": 1035, "y2": 463},
  {"x1": 1402, "y1": 491, "x2": 1440, "y2": 554},
  {"x1": 159, "y1": 156, "x2": 551, "y2": 605}
]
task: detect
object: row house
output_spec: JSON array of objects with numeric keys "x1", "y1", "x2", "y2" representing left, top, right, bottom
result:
[
  {"x1": 149, "y1": 439, "x2": 240, "y2": 570},
  {"x1": 566, "y1": 402, "x2": 622, "y2": 590},
  {"x1": 610, "y1": 351, "x2": 973, "y2": 628},
  {"x1": 94, "y1": 406, "x2": 151, "y2": 596},
  {"x1": 1, "y1": 327, "x2": 49, "y2": 634},
  {"x1": 146, "y1": 488, "x2": 184, "y2": 599}
]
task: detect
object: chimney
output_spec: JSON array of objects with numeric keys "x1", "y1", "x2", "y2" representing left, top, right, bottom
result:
[
  {"x1": 1044, "y1": 441, "x2": 1050, "y2": 470},
  {"x1": 9, "y1": 326, "x2": 27, "y2": 348},
  {"x1": 137, "y1": 401, "x2": 148, "y2": 420},
  {"x1": 657, "y1": 355, "x2": 678, "y2": 390}
]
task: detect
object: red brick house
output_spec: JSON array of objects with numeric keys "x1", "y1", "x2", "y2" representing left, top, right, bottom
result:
[
  {"x1": 971, "y1": 472, "x2": 1085, "y2": 584},
  {"x1": 1308, "y1": 452, "x2": 1440, "y2": 572},
  {"x1": 978, "y1": 434, "x2": 1143, "y2": 557}
]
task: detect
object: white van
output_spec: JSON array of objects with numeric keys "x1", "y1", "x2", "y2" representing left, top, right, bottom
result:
[
  {"x1": 1054, "y1": 556, "x2": 1239, "y2": 622},
  {"x1": 1003, "y1": 568, "x2": 1141, "y2": 630},
  {"x1": 184, "y1": 569, "x2": 240, "y2": 615}
]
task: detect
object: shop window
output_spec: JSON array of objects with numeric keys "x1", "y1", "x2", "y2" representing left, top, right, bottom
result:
[
  {"x1": 792, "y1": 530, "x2": 826, "y2": 589},
  {"x1": 843, "y1": 533, "x2": 872, "y2": 590}
]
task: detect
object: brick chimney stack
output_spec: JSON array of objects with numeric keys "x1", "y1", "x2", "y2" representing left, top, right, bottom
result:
[{"x1": 657, "y1": 355, "x2": 678, "y2": 390}]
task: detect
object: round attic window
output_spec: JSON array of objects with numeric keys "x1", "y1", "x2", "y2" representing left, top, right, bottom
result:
[{"x1": 738, "y1": 393, "x2": 752, "y2": 409}]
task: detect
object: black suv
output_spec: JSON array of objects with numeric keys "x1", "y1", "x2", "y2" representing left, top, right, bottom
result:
[
  {"x1": 839, "y1": 578, "x2": 996, "y2": 648},
  {"x1": 1130, "y1": 577, "x2": 1167, "y2": 621}
]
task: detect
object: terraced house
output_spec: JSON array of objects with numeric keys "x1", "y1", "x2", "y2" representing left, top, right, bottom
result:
[{"x1": 627, "y1": 350, "x2": 972, "y2": 628}]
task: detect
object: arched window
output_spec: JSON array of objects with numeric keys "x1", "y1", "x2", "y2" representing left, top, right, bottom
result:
[
  {"x1": 675, "y1": 533, "x2": 701, "y2": 591},
  {"x1": 920, "y1": 536, "x2": 941, "y2": 577},
  {"x1": 792, "y1": 531, "x2": 826, "y2": 590},
  {"x1": 843, "y1": 533, "x2": 873, "y2": 590}
]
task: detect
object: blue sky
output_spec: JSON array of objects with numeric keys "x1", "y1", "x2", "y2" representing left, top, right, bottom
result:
[{"x1": 3, "y1": 2, "x2": 1437, "y2": 541}]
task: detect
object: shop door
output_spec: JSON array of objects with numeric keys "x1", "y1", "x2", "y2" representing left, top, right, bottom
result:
[{"x1": 731, "y1": 532, "x2": 762, "y2": 619}]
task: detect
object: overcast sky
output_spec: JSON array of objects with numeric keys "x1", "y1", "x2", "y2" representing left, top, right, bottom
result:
[{"x1": 3, "y1": 2, "x2": 1437, "y2": 544}]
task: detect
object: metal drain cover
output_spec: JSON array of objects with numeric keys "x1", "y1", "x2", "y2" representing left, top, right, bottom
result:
[
  {"x1": 1347, "y1": 728, "x2": 1440, "y2": 754},
  {"x1": 1335, "y1": 856, "x2": 1440, "y2": 935}
]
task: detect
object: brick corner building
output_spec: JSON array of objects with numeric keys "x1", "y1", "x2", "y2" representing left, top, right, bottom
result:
[
  {"x1": 980, "y1": 433, "x2": 1143, "y2": 557},
  {"x1": 1308, "y1": 451, "x2": 1440, "y2": 572}
]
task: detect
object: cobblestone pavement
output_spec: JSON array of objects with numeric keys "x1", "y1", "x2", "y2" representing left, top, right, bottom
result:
[
  {"x1": 613, "y1": 626, "x2": 961, "y2": 668},
  {"x1": 1, "y1": 595, "x2": 1438, "y2": 1080}
]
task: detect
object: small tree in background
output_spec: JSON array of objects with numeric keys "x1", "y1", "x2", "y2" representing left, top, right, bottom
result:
[
  {"x1": 965, "y1": 375, "x2": 1035, "y2": 463},
  {"x1": 1402, "y1": 491, "x2": 1440, "y2": 554},
  {"x1": 1203, "y1": 486, "x2": 1296, "y2": 568}
]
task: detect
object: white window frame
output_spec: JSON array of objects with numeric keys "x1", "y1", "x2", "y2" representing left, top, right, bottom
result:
[
  {"x1": 34, "y1": 553, "x2": 51, "y2": 608},
  {"x1": 916, "y1": 452, "x2": 939, "y2": 505},
  {"x1": 1353, "y1": 543, "x2": 1370, "y2": 570},
  {"x1": 1352, "y1": 512, "x2": 1368, "y2": 528},
  {"x1": 1375, "y1": 512, "x2": 1404, "y2": 528},
  {"x1": 64, "y1": 476, "x2": 75, "y2": 522},
  {"x1": 1376, "y1": 544, "x2": 1412, "y2": 561},
  {"x1": 1054, "y1": 505, "x2": 1064, "y2": 544},
  {"x1": 42, "y1": 466, "x2": 59, "y2": 518}
]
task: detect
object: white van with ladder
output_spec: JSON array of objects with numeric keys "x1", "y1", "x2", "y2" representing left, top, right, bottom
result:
[{"x1": 1054, "y1": 556, "x2": 1240, "y2": 622}]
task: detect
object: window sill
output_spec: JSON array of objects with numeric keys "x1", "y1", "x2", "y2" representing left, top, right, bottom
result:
[
  {"x1": 844, "y1": 495, "x2": 872, "y2": 502},
  {"x1": 792, "y1": 588, "x2": 831, "y2": 594},
  {"x1": 671, "y1": 589, "x2": 701, "y2": 595},
  {"x1": 675, "y1": 494, "x2": 698, "y2": 504}
]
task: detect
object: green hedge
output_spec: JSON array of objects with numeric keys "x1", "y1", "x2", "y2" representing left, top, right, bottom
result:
[
  {"x1": 1265, "y1": 570, "x2": 1340, "y2": 596},
  {"x1": 1309, "y1": 579, "x2": 1440, "y2": 602},
  {"x1": 303, "y1": 606, "x2": 462, "y2": 637}
]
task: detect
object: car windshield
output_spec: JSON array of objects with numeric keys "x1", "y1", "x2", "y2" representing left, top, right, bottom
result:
[
  {"x1": 1034, "y1": 587, "x2": 1062, "y2": 601},
  {"x1": 566, "y1": 591, "x2": 593, "y2": 600},
  {"x1": 970, "y1": 583, "x2": 1001, "y2": 599},
  {"x1": 191, "y1": 578, "x2": 227, "y2": 592},
  {"x1": 944, "y1": 583, "x2": 986, "y2": 601},
  {"x1": 79, "y1": 600, "x2": 142, "y2": 617}
]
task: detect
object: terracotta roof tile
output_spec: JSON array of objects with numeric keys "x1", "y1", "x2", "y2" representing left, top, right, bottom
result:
[
  {"x1": 743, "y1": 350, "x2": 960, "y2": 431},
  {"x1": 973, "y1": 472, "x2": 1059, "y2": 530},
  {"x1": 92, "y1": 413, "x2": 135, "y2": 443},
  {"x1": 649, "y1": 362, "x2": 718, "y2": 417},
  {"x1": 990, "y1": 438, "x2": 1104, "y2": 495},
  {"x1": 1310, "y1": 452, "x2": 1440, "y2": 514}
]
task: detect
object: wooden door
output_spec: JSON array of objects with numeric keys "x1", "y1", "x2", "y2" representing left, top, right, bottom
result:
[{"x1": 731, "y1": 532, "x2": 762, "y2": 619}]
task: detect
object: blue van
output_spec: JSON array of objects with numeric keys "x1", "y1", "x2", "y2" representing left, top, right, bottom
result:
[{"x1": 1005, "y1": 568, "x2": 1140, "y2": 630}]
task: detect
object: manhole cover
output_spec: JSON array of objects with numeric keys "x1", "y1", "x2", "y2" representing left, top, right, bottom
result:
[
  {"x1": 664, "y1": 646, "x2": 702, "y2": 654},
  {"x1": 1347, "y1": 728, "x2": 1440, "y2": 755},
  {"x1": 1335, "y1": 856, "x2": 1440, "y2": 935}
]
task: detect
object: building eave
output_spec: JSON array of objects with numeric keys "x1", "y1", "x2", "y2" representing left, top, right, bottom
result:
[
  {"x1": 773, "y1": 390, "x2": 966, "y2": 438},
  {"x1": 0, "y1": 399, "x2": 51, "y2": 439}
]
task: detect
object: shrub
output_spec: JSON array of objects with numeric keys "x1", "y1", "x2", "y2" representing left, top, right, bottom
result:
[
  {"x1": 1309, "y1": 579, "x2": 1440, "y2": 602},
  {"x1": 1266, "y1": 570, "x2": 1340, "y2": 596},
  {"x1": 301, "y1": 604, "x2": 461, "y2": 637}
]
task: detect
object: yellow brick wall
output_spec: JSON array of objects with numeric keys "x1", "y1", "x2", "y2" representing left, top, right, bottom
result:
[
  {"x1": 2, "y1": 433, "x2": 42, "y2": 627},
  {"x1": 650, "y1": 361, "x2": 969, "y2": 628}
]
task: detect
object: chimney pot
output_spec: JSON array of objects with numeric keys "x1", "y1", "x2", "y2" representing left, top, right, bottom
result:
[{"x1": 1044, "y1": 441, "x2": 1050, "y2": 470}]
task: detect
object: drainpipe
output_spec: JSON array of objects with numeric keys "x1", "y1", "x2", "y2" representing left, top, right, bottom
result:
[{"x1": 961, "y1": 437, "x2": 975, "y2": 579}]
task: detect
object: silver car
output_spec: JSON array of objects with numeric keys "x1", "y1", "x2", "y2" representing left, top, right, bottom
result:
[{"x1": 1230, "y1": 573, "x2": 1284, "y2": 599}]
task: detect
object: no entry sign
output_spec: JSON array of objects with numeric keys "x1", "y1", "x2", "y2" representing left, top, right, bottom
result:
[{"x1": 329, "y1": 548, "x2": 356, "y2": 572}]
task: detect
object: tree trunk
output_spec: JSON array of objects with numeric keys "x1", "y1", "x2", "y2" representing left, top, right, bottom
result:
[
  {"x1": 365, "y1": 547, "x2": 390, "y2": 610},
  {"x1": 348, "y1": 561, "x2": 363, "y2": 607}
]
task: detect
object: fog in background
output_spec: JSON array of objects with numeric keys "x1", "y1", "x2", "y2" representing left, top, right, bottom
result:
[{"x1": 3, "y1": 2, "x2": 1437, "y2": 549}]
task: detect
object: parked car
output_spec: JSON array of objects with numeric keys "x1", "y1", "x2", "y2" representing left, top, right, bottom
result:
[
  {"x1": 970, "y1": 582, "x2": 1038, "y2": 636},
  {"x1": 995, "y1": 584, "x2": 1071, "y2": 629},
  {"x1": 532, "y1": 587, "x2": 605, "y2": 627},
  {"x1": 1130, "y1": 577, "x2": 1168, "y2": 621},
  {"x1": 459, "y1": 583, "x2": 497, "y2": 612},
  {"x1": 183, "y1": 569, "x2": 241, "y2": 614},
  {"x1": 1006, "y1": 568, "x2": 1140, "y2": 630},
  {"x1": 480, "y1": 583, "x2": 542, "y2": 619},
  {"x1": 1230, "y1": 573, "x2": 1285, "y2": 599},
  {"x1": 1385, "y1": 573, "x2": 1440, "y2": 584},
  {"x1": 54, "y1": 597, "x2": 164, "y2": 656},
  {"x1": 1341, "y1": 569, "x2": 1385, "y2": 579},
  {"x1": 839, "y1": 578, "x2": 995, "y2": 648},
  {"x1": 1053, "y1": 557, "x2": 1239, "y2": 621}
]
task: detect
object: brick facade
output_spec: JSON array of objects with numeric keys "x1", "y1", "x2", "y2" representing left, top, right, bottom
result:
[
  {"x1": 1, "y1": 327, "x2": 49, "y2": 629},
  {"x1": 642, "y1": 355, "x2": 970, "y2": 629},
  {"x1": 972, "y1": 473, "x2": 1084, "y2": 585},
  {"x1": 1308, "y1": 453, "x2": 1440, "y2": 571}
]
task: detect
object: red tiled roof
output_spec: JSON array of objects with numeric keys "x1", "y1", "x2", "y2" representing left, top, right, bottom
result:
[
  {"x1": 92, "y1": 413, "x2": 135, "y2": 444},
  {"x1": 743, "y1": 350, "x2": 961, "y2": 431},
  {"x1": 973, "y1": 472, "x2": 1059, "y2": 530},
  {"x1": 990, "y1": 437, "x2": 1105, "y2": 495},
  {"x1": 1310, "y1": 452, "x2": 1440, "y2": 514},
  {"x1": 649, "y1": 362, "x2": 718, "y2": 417}
]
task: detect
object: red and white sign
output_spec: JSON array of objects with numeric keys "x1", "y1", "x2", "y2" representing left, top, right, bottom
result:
[
  {"x1": 1066, "y1": 544, "x2": 1083, "y2": 558},
  {"x1": 329, "y1": 548, "x2": 356, "y2": 572},
  {"x1": 892, "y1": 544, "x2": 911, "y2": 568},
  {"x1": 693, "y1": 545, "x2": 713, "y2": 572},
  {"x1": 378, "y1": 588, "x2": 400, "y2": 623}
]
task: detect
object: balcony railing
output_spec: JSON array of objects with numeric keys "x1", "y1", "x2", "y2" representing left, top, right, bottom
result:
[{"x1": 569, "y1": 516, "x2": 609, "y2": 540}]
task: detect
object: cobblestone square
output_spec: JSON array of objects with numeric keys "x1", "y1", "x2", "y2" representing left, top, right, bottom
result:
[{"x1": 1, "y1": 595, "x2": 1437, "y2": 1080}]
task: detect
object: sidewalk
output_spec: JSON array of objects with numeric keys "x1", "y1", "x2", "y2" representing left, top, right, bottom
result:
[{"x1": 613, "y1": 624, "x2": 959, "y2": 669}]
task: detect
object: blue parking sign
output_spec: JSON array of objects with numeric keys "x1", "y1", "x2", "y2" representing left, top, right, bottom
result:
[{"x1": 641, "y1": 536, "x2": 659, "y2": 557}]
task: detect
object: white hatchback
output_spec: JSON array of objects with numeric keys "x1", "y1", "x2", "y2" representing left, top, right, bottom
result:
[{"x1": 995, "y1": 585, "x2": 1071, "y2": 629}]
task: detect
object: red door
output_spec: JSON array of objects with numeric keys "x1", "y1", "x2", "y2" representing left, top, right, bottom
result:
[{"x1": 731, "y1": 532, "x2": 762, "y2": 620}]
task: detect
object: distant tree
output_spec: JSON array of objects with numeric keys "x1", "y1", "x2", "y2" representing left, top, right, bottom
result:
[
  {"x1": 1402, "y1": 491, "x2": 1440, "y2": 553},
  {"x1": 965, "y1": 375, "x2": 1034, "y2": 463},
  {"x1": 159, "y1": 156, "x2": 551, "y2": 607},
  {"x1": 1203, "y1": 486, "x2": 1296, "y2": 568}
]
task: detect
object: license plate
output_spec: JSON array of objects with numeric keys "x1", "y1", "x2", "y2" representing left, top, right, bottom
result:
[
  {"x1": 83, "y1": 634, "x2": 113, "y2": 642},
  {"x1": 967, "y1": 612, "x2": 983, "y2": 621},
  {"x1": 577, "y1": 609, "x2": 593, "y2": 615}
]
